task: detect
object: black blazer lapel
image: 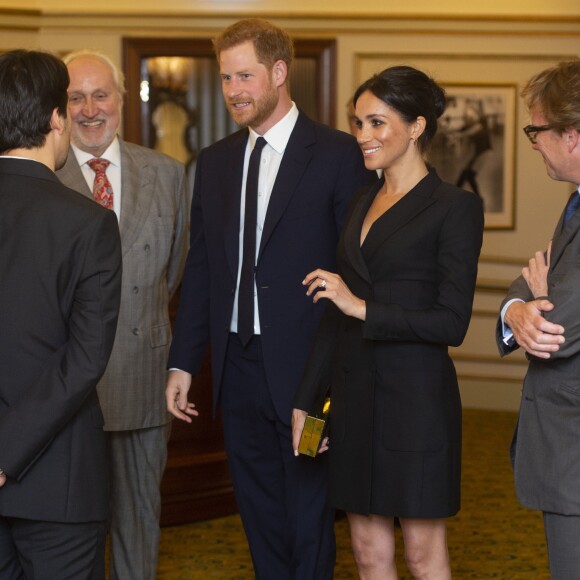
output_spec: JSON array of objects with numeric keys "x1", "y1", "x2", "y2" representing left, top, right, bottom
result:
[
  {"x1": 258, "y1": 113, "x2": 314, "y2": 261},
  {"x1": 343, "y1": 182, "x2": 380, "y2": 284},
  {"x1": 223, "y1": 131, "x2": 249, "y2": 279},
  {"x1": 361, "y1": 169, "x2": 440, "y2": 261}
]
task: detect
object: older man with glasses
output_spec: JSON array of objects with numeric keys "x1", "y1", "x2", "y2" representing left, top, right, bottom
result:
[{"x1": 497, "y1": 60, "x2": 580, "y2": 579}]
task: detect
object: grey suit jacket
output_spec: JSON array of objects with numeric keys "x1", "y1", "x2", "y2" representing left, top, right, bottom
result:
[
  {"x1": 57, "y1": 139, "x2": 189, "y2": 431},
  {"x1": 497, "y1": 191, "x2": 580, "y2": 515}
]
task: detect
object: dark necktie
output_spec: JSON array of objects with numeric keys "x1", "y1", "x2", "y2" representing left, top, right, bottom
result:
[
  {"x1": 564, "y1": 193, "x2": 580, "y2": 226},
  {"x1": 88, "y1": 158, "x2": 114, "y2": 210},
  {"x1": 238, "y1": 136, "x2": 267, "y2": 346}
]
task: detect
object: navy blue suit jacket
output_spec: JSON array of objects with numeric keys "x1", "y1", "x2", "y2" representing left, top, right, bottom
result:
[{"x1": 169, "y1": 112, "x2": 373, "y2": 421}]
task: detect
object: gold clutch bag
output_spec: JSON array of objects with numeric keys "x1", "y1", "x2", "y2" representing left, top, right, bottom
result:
[{"x1": 298, "y1": 397, "x2": 331, "y2": 458}]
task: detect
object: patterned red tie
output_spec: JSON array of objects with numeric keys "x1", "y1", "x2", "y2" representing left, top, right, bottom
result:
[{"x1": 88, "y1": 158, "x2": 113, "y2": 209}]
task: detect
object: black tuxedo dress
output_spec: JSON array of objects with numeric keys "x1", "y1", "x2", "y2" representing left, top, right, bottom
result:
[{"x1": 294, "y1": 168, "x2": 484, "y2": 518}]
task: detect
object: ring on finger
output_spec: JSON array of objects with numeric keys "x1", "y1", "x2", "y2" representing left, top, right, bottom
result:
[{"x1": 320, "y1": 279, "x2": 327, "y2": 289}]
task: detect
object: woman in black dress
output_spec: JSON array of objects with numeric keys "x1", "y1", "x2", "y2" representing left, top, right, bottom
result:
[{"x1": 292, "y1": 66, "x2": 484, "y2": 578}]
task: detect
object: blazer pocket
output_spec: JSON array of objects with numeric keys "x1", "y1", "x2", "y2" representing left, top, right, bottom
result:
[
  {"x1": 150, "y1": 322, "x2": 170, "y2": 348},
  {"x1": 558, "y1": 381, "x2": 580, "y2": 398}
]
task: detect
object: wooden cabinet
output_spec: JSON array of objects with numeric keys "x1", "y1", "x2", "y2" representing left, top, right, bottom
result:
[{"x1": 160, "y1": 351, "x2": 238, "y2": 526}]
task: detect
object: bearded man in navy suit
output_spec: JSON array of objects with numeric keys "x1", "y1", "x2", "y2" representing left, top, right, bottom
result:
[{"x1": 166, "y1": 18, "x2": 373, "y2": 580}]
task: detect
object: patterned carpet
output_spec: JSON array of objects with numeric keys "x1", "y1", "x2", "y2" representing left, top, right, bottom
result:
[{"x1": 156, "y1": 409, "x2": 549, "y2": 579}]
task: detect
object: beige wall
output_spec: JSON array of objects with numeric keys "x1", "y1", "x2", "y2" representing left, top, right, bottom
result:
[
  {"x1": 2, "y1": 0, "x2": 580, "y2": 16},
  {"x1": 2, "y1": 5, "x2": 580, "y2": 410}
]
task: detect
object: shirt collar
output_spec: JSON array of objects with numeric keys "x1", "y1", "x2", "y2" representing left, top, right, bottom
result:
[
  {"x1": 0, "y1": 155, "x2": 35, "y2": 161},
  {"x1": 248, "y1": 102, "x2": 299, "y2": 154},
  {"x1": 72, "y1": 136, "x2": 121, "y2": 168}
]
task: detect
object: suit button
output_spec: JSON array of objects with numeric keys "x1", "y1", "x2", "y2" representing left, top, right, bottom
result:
[
  {"x1": 132, "y1": 286, "x2": 139, "y2": 294},
  {"x1": 132, "y1": 328, "x2": 140, "y2": 336},
  {"x1": 144, "y1": 244, "x2": 150, "y2": 252}
]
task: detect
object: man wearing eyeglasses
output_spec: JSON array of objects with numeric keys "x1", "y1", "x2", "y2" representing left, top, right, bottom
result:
[{"x1": 497, "y1": 60, "x2": 580, "y2": 579}]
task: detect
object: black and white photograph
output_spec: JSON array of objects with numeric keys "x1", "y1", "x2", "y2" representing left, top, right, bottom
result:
[{"x1": 429, "y1": 84, "x2": 516, "y2": 229}]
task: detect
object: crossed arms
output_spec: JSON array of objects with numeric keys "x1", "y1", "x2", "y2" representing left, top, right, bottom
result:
[{"x1": 501, "y1": 242, "x2": 567, "y2": 359}]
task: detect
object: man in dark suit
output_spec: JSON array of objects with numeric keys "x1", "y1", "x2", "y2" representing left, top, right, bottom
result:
[
  {"x1": 497, "y1": 60, "x2": 580, "y2": 578},
  {"x1": 166, "y1": 18, "x2": 373, "y2": 579},
  {"x1": 56, "y1": 50, "x2": 189, "y2": 580},
  {"x1": 0, "y1": 50, "x2": 122, "y2": 579}
]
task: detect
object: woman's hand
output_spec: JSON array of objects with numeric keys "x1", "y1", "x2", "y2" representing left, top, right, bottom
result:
[{"x1": 303, "y1": 269, "x2": 366, "y2": 320}]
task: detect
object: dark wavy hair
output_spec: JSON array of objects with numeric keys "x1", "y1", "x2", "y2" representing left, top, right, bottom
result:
[
  {"x1": 0, "y1": 50, "x2": 69, "y2": 153},
  {"x1": 353, "y1": 65, "x2": 446, "y2": 152}
]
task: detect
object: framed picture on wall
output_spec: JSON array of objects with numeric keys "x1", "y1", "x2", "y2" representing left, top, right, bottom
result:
[{"x1": 428, "y1": 83, "x2": 517, "y2": 229}]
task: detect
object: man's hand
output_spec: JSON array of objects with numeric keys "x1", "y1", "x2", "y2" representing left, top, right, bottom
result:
[
  {"x1": 0, "y1": 471, "x2": 5, "y2": 488},
  {"x1": 522, "y1": 242, "x2": 551, "y2": 298},
  {"x1": 505, "y1": 299, "x2": 565, "y2": 358},
  {"x1": 165, "y1": 369, "x2": 199, "y2": 423}
]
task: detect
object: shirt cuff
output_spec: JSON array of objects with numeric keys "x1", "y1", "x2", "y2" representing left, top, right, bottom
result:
[{"x1": 501, "y1": 298, "x2": 524, "y2": 346}]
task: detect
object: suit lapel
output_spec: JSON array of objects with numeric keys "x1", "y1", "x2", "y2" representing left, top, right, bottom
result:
[
  {"x1": 550, "y1": 191, "x2": 580, "y2": 270},
  {"x1": 257, "y1": 113, "x2": 314, "y2": 261},
  {"x1": 58, "y1": 150, "x2": 93, "y2": 198},
  {"x1": 118, "y1": 141, "x2": 155, "y2": 257},
  {"x1": 223, "y1": 131, "x2": 249, "y2": 279},
  {"x1": 59, "y1": 143, "x2": 152, "y2": 257}
]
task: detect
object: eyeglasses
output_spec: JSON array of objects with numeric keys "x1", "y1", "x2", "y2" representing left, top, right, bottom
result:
[{"x1": 523, "y1": 124, "x2": 556, "y2": 144}]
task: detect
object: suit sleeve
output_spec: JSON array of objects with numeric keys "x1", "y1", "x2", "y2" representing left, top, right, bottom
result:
[
  {"x1": 166, "y1": 162, "x2": 190, "y2": 299},
  {"x1": 293, "y1": 302, "x2": 343, "y2": 412},
  {"x1": 294, "y1": 139, "x2": 373, "y2": 413},
  {"x1": 493, "y1": 239, "x2": 580, "y2": 361},
  {"x1": 495, "y1": 275, "x2": 533, "y2": 356},
  {"x1": 531, "y1": 259, "x2": 580, "y2": 360},
  {"x1": 0, "y1": 210, "x2": 122, "y2": 480},
  {"x1": 167, "y1": 148, "x2": 211, "y2": 374},
  {"x1": 363, "y1": 192, "x2": 484, "y2": 347}
]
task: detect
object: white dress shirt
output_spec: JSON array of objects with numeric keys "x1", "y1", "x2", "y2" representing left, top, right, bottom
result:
[{"x1": 229, "y1": 103, "x2": 299, "y2": 334}]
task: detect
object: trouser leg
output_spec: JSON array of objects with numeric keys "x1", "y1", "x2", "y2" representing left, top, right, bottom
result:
[
  {"x1": 3, "y1": 516, "x2": 105, "y2": 580},
  {"x1": 108, "y1": 423, "x2": 171, "y2": 580},
  {"x1": 543, "y1": 511, "x2": 580, "y2": 580},
  {"x1": 221, "y1": 334, "x2": 335, "y2": 580}
]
